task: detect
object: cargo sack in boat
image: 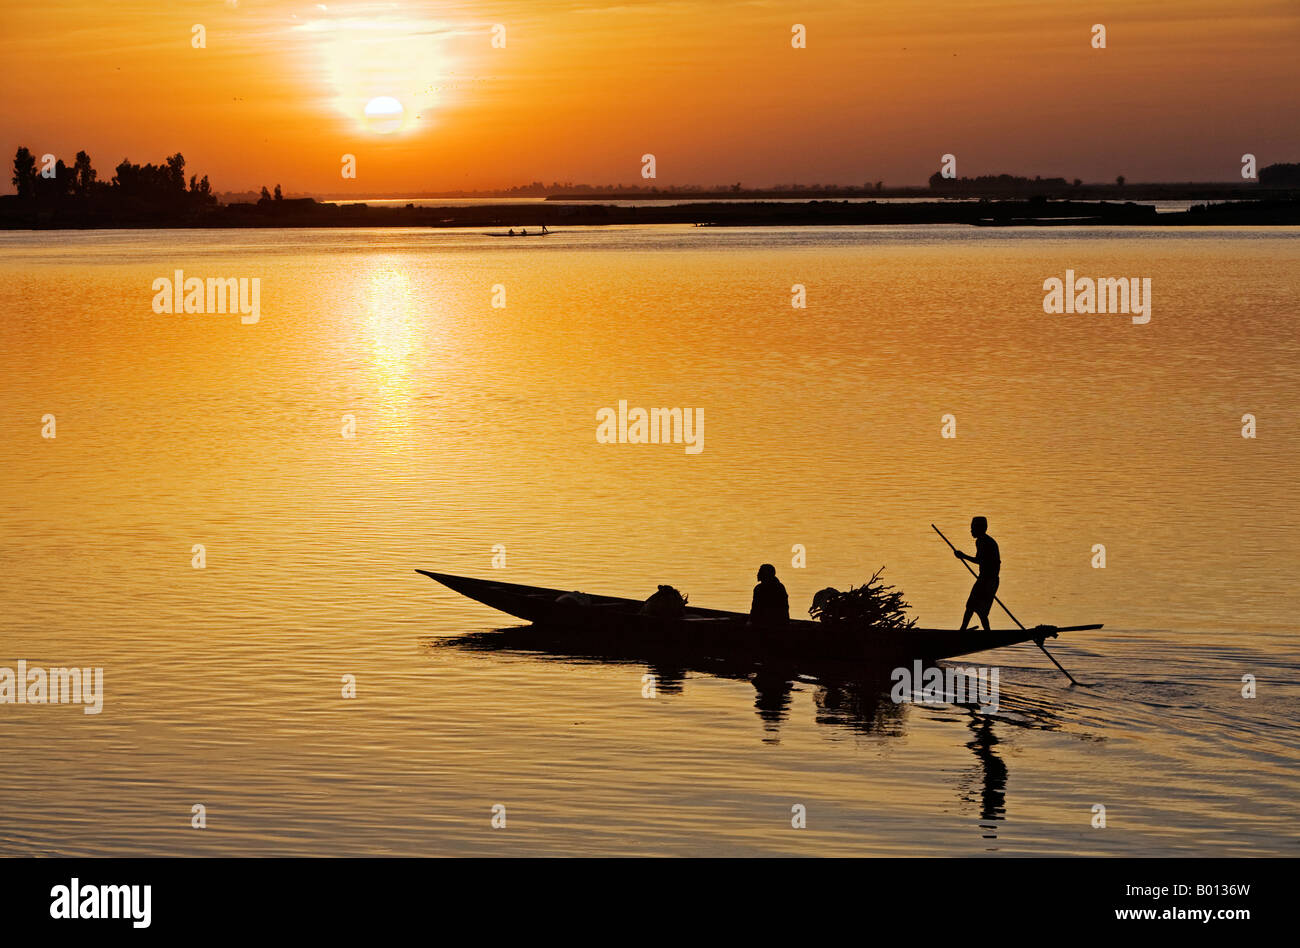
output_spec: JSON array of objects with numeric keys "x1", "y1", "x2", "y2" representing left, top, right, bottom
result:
[
  {"x1": 640, "y1": 584, "x2": 688, "y2": 618},
  {"x1": 555, "y1": 591, "x2": 592, "y2": 614},
  {"x1": 811, "y1": 587, "x2": 842, "y2": 618}
]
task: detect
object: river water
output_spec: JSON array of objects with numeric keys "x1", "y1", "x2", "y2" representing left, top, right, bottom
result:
[{"x1": 0, "y1": 224, "x2": 1296, "y2": 855}]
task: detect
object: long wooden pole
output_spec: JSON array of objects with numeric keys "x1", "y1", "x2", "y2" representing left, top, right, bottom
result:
[{"x1": 931, "y1": 523, "x2": 1080, "y2": 685}]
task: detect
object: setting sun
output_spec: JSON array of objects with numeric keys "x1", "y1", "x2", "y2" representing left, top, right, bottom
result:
[{"x1": 364, "y1": 96, "x2": 405, "y2": 134}]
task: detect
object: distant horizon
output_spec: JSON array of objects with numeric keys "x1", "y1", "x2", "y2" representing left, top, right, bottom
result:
[
  {"x1": 265, "y1": 176, "x2": 1283, "y2": 201},
  {"x1": 24, "y1": 171, "x2": 1286, "y2": 202},
  {"x1": 15, "y1": 148, "x2": 1294, "y2": 203}
]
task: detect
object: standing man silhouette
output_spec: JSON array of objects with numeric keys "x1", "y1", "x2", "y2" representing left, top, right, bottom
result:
[{"x1": 954, "y1": 517, "x2": 1000, "y2": 631}]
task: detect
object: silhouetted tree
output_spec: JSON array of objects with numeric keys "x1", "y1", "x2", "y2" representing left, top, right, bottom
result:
[
  {"x1": 12, "y1": 146, "x2": 36, "y2": 198},
  {"x1": 183, "y1": 171, "x2": 216, "y2": 206},
  {"x1": 109, "y1": 152, "x2": 217, "y2": 209},
  {"x1": 1116, "y1": 175, "x2": 1125, "y2": 186},
  {"x1": 273, "y1": 183, "x2": 283, "y2": 201},
  {"x1": 31, "y1": 158, "x2": 73, "y2": 202},
  {"x1": 165, "y1": 152, "x2": 186, "y2": 191},
  {"x1": 72, "y1": 151, "x2": 96, "y2": 195},
  {"x1": 258, "y1": 186, "x2": 271, "y2": 204}
]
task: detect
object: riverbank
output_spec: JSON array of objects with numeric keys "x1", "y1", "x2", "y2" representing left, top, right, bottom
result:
[{"x1": 2, "y1": 195, "x2": 1298, "y2": 229}]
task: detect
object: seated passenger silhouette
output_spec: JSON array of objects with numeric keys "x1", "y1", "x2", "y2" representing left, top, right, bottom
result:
[{"x1": 749, "y1": 564, "x2": 789, "y2": 628}]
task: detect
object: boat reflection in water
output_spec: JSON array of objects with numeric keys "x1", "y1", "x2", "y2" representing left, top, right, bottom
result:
[
  {"x1": 750, "y1": 670, "x2": 795, "y2": 735},
  {"x1": 435, "y1": 623, "x2": 913, "y2": 735},
  {"x1": 432, "y1": 623, "x2": 1063, "y2": 845},
  {"x1": 964, "y1": 710, "x2": 1009, "y2": 844}
]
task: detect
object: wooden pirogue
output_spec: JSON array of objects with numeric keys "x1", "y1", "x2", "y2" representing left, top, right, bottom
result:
[{"x1": 417, "y1": 571, "x2": 1102, "y2": 666}]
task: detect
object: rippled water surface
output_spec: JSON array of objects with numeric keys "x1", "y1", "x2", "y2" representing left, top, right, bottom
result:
[{"x1": 0, "y1": 225, "x2": 1297, "y2": 855}]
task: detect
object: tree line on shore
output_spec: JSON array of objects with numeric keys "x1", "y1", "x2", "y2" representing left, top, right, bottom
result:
[
  {"x1": 10, "y1": 146, "x2": 217, "y2": 208},
  {"x1": 7, "y1": 146, "x2": 308, "y2": 222},
  {"x1": 13, "y1": 145, "x2": 1300, "y2": 208}
]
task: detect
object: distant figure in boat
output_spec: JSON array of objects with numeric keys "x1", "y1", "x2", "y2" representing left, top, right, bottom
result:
[
  {"x1": 750, "y1": 564, "x2": 789, "y2": 628},
  {"x1": 508, "y1": 228, "x2": 515, "y2": 236},
  {"x1": 541, "y1": 224, "x2": 549, "y2": 234},
  {"x1": 954, "y1": 517, "x2": 1000, "y2": 631},
  {"x1": 520, "y1": 228, "x2": 528, "y2": 236}
]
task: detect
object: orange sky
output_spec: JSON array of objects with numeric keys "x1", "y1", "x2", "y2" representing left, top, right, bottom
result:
[{"x1": 2, "y1": 0, "x2": 1297, "y2": 194}]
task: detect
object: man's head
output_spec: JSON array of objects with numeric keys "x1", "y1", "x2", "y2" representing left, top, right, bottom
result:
[
  {"x1": 757, "y1": 563, "x2": 777, "y2": 582},
  {"x1": 970, "y1": 516, "x2": 988, "y2": 538}
]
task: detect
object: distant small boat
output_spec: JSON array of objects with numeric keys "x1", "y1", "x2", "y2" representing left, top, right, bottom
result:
[
  {"x1": 416, "y1": 571, "x2": 1101, "y2": 666},
  {"x1": 974, "y1": 217, "x2": 1104, "y2": 227},
  {"x1": 481, "y1": 231, "x2": 552, "y2": 237}
]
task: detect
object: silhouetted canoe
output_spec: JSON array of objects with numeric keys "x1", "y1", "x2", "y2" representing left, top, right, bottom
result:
[
  {"x1": 416, "y1": 571, "x2": 1101, "y2": 665},
  {"x1": 481, "y1": 231, "x2": 551, "y2": 237}
]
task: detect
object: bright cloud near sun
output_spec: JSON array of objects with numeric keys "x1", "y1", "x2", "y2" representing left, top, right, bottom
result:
[{"x1": 294, "y1": 9, "x2": 458, "y2": 135}]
